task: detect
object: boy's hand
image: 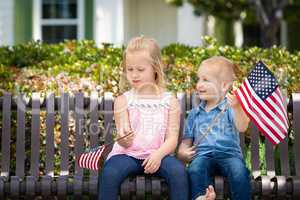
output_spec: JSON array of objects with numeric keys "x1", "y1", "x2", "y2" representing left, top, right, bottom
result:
[
  {"x1": 227, "y1": 92, "x2": 250, "y2": 132},
  {"x1": 205, "y1": 185, "x2": 216, "y2": 200},
  {"x1": 226, "y1": 92, "x2": 241, "y2": 109},
  {"x1": 178, "y1": 145, "x2": 196, "y2": 163},
  {"x1": 142, "y1": 151, "x2": 163, "y2": 174},
  {"x1": 117, "y1": 130, "x2": 135, "y2": 148}
]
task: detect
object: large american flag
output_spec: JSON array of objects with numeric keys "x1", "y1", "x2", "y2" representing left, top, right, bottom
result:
[
  {"x1": 78, "y1": 145, "x2": 107, "y2": 170},
  {"x1": 235, "y1": 61, "x2": 289, "y2": 145}
]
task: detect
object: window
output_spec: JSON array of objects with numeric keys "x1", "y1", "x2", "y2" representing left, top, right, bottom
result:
[{"x1": 33, "y1": 0, "x2": 84, "y2": 43}]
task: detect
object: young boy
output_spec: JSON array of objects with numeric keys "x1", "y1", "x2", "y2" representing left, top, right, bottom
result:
[{"x1": 178, "y1": 56, "x2": 251, "y2": 200}]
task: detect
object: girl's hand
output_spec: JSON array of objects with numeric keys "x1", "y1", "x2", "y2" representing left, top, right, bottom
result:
[
  {"x1": 178, "y1": 145, "x2": 196, "y2": 163},
  {"x1": 117, "y1": 130, "x2": 135, "y2": 148},
  {"x1": 142, "y1": 151, "x2": 163, "y2": 174},
  {"x1": 227, "y1": 92, "x2": 241, "y2": 109}
]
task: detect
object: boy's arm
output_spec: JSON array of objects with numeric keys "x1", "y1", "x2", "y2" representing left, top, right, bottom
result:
[
  {"x1": 227, "y1": 93, "x2": 250, "y2": 132},
  {"x1": 177, "y1": 107, "x2": 197, "y2": 163},
  {"x1": 178, "y1": 138, "x2": 196, "y2": 163}
]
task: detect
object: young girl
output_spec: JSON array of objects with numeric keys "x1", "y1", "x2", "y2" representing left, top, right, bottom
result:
[{"x1": 98, "y1": 36, "x2": 188, "y2": 200}]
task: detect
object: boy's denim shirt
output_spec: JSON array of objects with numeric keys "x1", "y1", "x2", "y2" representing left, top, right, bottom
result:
[{"x1": 183, "y1": 98, "x2": 243, "y2": 159}]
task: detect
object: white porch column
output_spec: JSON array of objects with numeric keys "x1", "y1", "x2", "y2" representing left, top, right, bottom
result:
[
  {"x1": 281, "y1": 20, "x2": 288, "y2": 47},
  {"x1": 0, "y1": 0, "x2": 14, "y2": 45},
  {"x1": 123, "y1": 0, "x2": 177, "y2": 47},
  {"x1": 177, "y1": 2, "x2": 204, "y2": 46},
  {"x1": 94, "y1": 0, "x2": 125, "y2": 46}
]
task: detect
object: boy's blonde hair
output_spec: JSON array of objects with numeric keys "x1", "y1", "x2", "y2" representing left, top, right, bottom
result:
[
  {"x1": 119, "y1": 36, "x2": 165, "y2": 92},
  {"x1": 199, "y1": 56, "x2": 237, "y2": 83}
]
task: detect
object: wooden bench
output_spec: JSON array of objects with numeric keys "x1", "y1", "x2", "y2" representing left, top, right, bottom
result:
[{"x1": 0, "y1": 92, "x2": 300, "y2": 199}]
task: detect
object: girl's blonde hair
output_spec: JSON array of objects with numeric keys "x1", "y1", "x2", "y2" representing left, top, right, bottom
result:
[{"x1": 119, "y1": 36, "x2": 165, "y2": 92}]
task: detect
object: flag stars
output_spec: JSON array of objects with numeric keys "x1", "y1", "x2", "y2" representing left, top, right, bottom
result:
[{"x1": 248, "y1": 62, "x2": 279, "y2": 100}]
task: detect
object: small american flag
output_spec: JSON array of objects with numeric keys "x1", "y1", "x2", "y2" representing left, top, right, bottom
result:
[
  {"x1": 78, "y1": 145, "x2": 107, "y2": 170},
  {"x1": 78, "y1": 131, "x2": 133, "y2": 170},
  {"x1": 235, "y1": 61, "x2": 289, "y2": 145}
]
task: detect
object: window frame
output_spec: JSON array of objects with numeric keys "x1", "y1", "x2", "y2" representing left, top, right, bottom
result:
[{"x1": 33, "y1": 0, "x2": 84, "y2": 42}]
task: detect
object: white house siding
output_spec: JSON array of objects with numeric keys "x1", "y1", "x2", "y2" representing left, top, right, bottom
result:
[
  {"x1": 94, "y1": 0, "x2": 125, "y2": 46},
  {"x1": 95, "y1": 0, "x2": 206, "y2": 47},
  {"x1": 123, "y1": 0, "x2": 177, "y2": 47},
  {"x1": 177, "y1": 2, "x2": 205, "y2": 46},
  {"x1": 0, "y1": 0, "x2": 14, "y2": 45},
  {"x1": 123, "y1": 0, "x2": 138, "y2": 43}
]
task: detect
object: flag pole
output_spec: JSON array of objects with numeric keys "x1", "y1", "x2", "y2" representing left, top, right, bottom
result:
[{"x1": 105, "y1": 131, "x2": 134, "y2": 147}]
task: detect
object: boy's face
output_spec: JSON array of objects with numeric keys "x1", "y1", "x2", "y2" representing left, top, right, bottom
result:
[{"x1": 196, "y1": 63, "x2": 227, "y2": 102}]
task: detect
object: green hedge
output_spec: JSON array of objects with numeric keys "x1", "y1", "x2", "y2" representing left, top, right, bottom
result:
[{"x1": 0, "y1": 37, "x2": 299, "y2": 96}]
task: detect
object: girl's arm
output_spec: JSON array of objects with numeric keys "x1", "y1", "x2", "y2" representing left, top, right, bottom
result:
[
  {"x1": 114, "y1": 95, "x2": 134, "y2": 148},
  {"x1": 142, "y1": 96, "x2": 181, "y2": 173},
  {"x1": 227, "y1": 93, "x2": 250, "y2": 132},
  {"x1": 156, "y1": 96, "x2": 181, "y2": 156}
]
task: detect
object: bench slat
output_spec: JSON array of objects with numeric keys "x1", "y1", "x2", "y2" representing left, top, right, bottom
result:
[
  {"x1": 151, "y1": 178, "x2": 162, "y2": 199},
  {"x1": 265, "y1": 139, "x2": 275, "y2": 176},
  {"x1": 186, "y1": 92, "x2": 191, "y2": 111},
  {"x1": 89, "y1": 91, "x2": 100, "y2": 177},
  {"x1": 30, "y1": 93, "x2": 40, "y2": 177},
  {"x1": 239, "y1": 133, "x2": 245, "y2": 156},
  {"x1": 16, "y1": 95, "x2": 26, "y2": 178},
  {"x1": 120, "y1": 178, "x2": 131, "y2": 199},
  {"x1": 59, "y1": 93, "x2": 70, "y2": 176},
  {"x1": 278, "y1": 95, "x2": 290, "y2": 176},
  {"x1": 292, "y1": 93, "x2": 300, "y2": 176},
  {"x1": 104, "y1": 92, "x2": 114, "y2": 146},
  {"x1": 45, "y1": 93, "x2": 55, "y2": 177},
  {"x1": 250, "y1": 122, "x2": 260, "y2": 178},
  {"x1": 74, "y1": 93, "x2": 84, "y2": 176},
  {"x1": 136, "y1": 176, "x2": 145, "y2": 199},
  {"x1": 214, "y1": 176, "x2": 225, "y2": 199},
  {"x1": 1, "y1": 93, "x2": 11, "y2": 177},
  {"x1": 279, "y1": 139, "x2": 290, "y2": 176},
  {"x1": 177, "y1": 93, "x2": 186, "y2": 142},
  {"x1": 191, "y1": 92, "x2": 200, "y2": 108}
]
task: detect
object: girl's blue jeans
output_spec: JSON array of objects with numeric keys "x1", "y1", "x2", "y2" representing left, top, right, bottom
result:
[
  {"x1": 188, "y1": 154, "x2": 251, "y2": 200},
  {"x1": 98, "y1": 154, "x2": 189, "y2": 200}
]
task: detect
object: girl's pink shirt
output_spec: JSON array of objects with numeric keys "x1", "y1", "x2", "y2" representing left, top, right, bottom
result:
[{"x1": 107, "y1": 89, "x2": 172, "y2": 160}]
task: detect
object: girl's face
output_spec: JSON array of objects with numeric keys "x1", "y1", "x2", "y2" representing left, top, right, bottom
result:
[{"x1": 125, "y1": 51, "x2": 156, "y2": 90}]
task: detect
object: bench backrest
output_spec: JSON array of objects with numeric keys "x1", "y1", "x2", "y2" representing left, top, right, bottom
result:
[{"x1": 1, "y1": 92, "x2": 300, "y2": 181}]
